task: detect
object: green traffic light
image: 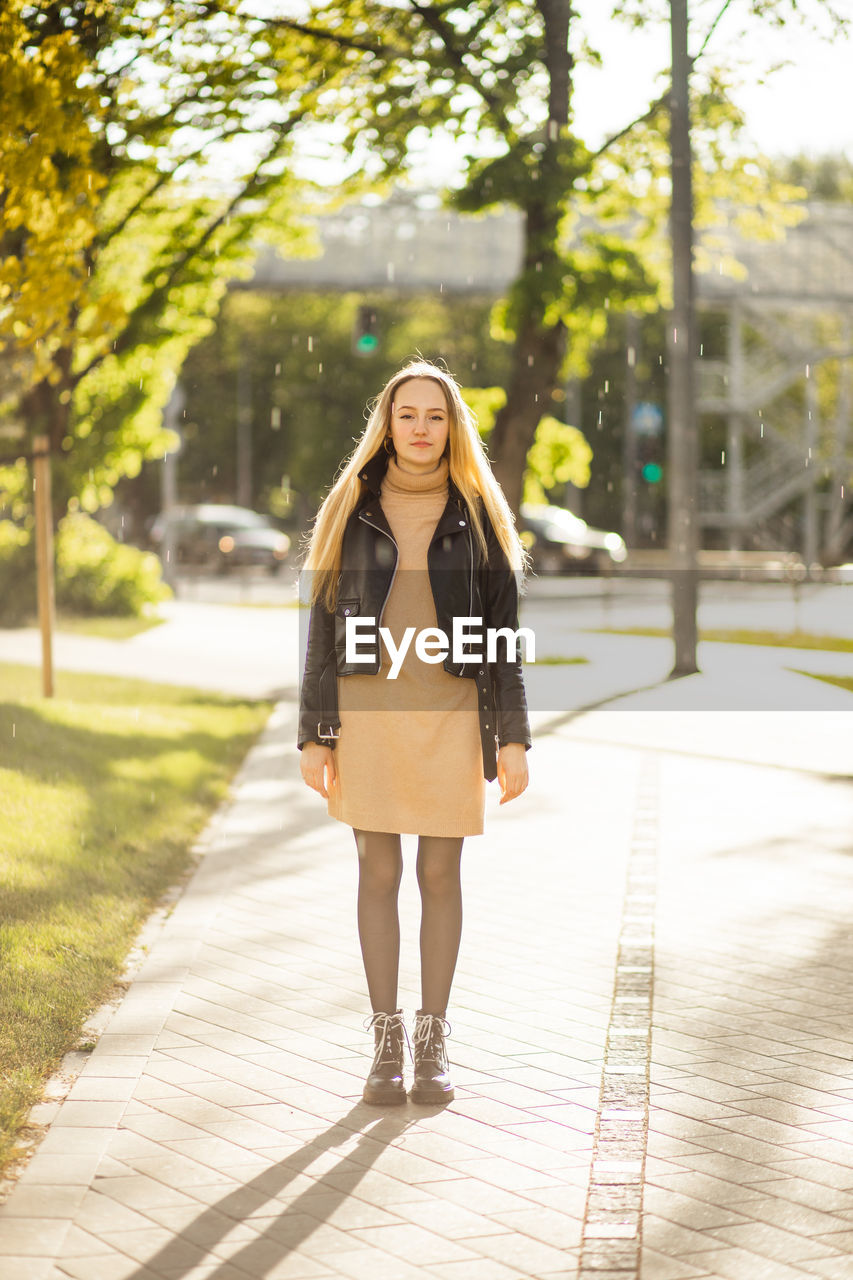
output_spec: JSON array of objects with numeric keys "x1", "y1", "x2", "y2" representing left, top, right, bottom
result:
[
  {"x1": 641, "y1": 462, "x2": 663, "y2": 484},
  {"x1": 355, "y1": 334, "x2": 379, "y2": 355}
]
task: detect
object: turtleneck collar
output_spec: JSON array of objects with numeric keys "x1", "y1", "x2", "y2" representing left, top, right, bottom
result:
[{"x1": 381, "y1": 453, "x2": 450, "y2": 496}]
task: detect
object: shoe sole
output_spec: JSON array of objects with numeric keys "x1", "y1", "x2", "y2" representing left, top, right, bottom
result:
[
  {"x1": 408, "y1": 1086, "x2": 455, "y2": 1105},
  {"x1": 362, "y1": 1088, "x2": 407, "y2": 1106}
]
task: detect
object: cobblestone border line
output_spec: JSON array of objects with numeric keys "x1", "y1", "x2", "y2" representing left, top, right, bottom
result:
[{"x1": 578, "y1": 757, "x2": 658, "y2": 1278}]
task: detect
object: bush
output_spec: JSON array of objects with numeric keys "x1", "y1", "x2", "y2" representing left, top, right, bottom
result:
[
  {"x1": 0, "y1": 521, "x2": 36, "y2": 625},
  {"x1": 55, "y1": 513, "x2": 171, "y2": 616}
]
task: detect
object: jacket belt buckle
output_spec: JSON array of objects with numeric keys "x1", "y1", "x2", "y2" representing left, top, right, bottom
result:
[{"x1": 317, "y1": 721, "x2": 341, "y2": 741}]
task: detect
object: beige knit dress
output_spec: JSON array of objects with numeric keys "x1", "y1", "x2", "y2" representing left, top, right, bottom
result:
[{"x1": 326, "y1": 454, "x2": 485, "y2": 837}]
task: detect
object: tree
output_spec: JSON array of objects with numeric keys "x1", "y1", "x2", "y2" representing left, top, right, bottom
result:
[
  {"x1": 773, "y1": 153, "x2": 853, "y2": 202},
  {"x1": 256, "y1": 0, "x2": 831, "y2": 515},
  {"x1": 0, "y1": 0, "x2": 104, "y2": 409},
  {"x1": 1, "y1": 0, "x2": 322, "y2": 519}
]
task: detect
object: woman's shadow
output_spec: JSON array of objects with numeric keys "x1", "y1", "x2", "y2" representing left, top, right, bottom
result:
[{"x1": 122, "y1": 1103, "x2": 419, "y2": 1279}]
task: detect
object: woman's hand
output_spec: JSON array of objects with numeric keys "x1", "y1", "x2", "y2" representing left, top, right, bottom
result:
[
  {"x1": 496, "y1": 742, "x2": 528, "y2": 805},
  {"x1": 300, "y1": 741, "x2": 337, "y2": 799}
]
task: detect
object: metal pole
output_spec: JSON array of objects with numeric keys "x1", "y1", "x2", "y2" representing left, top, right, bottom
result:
[
  {"x1": 727, "y1": 299, "x2": 744, "y2": 553},
  {"x1": 803, "y1": 367, "x2": 819, "y2": 571},
  {"x1": 33, "y1": 435, "x2": 55, "y2": 698},
  {"x1": 622, "y1": 313, "x2": 639, "y2": 548},
  {"x1": 825, "y1": 321, "x2": 851, "y2": 562},
  {"x1": 667, "y1": 0, "x2": 699, "y2": 675},
  {"x1": 237, "y1": 347, "x2": 252, "y2": 509}
]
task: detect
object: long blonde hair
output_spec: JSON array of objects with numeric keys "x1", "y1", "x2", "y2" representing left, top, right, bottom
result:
[{"x1": 302, "y1": 359, "x2": 528, "y2": 610}]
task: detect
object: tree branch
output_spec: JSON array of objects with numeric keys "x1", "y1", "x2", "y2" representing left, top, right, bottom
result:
[
  {"x1": 592, "y1": 89, "x2": 670, "y2": 158},
  {"x1": 76, "y1": 117, "x2": 306, "y2": 383},
  {"x1": 262, "y1": 16, "x2": 403, "y2": 58},
  {"x1": 594, "y1": 0, "x2": 738, "y2": 160},
  {"x1": 692, "y1": 0, "x2": 735, "y2": 63},
  {"x1": 98, "y1": 9, "x2": 207, "y2": 88},
  {"x1": 96, "y1": 126, "x2": 251, "y2": 248},
  {"x1": 407, "y1": 0, "x2": 508, "y2": 130}
]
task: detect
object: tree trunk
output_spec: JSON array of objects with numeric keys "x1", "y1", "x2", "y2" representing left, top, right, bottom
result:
[
  {"x1": 20, "y1": 351, "x2": 74, "y2": 522},
  {"x1": 489, "y1": 306, "x2": 566, "y2": 515},
  {"x1": 489, "y1": 0, "x2": 572, "y2": 517}
]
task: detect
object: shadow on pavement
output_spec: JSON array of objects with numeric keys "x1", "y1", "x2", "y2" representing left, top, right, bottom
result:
[
  {"x1": 532, "y1": 672, "x2": 676, "y2": 738},
  {"x1": 122, "y1": 1104, "x2": 418, "y2": 1280}
]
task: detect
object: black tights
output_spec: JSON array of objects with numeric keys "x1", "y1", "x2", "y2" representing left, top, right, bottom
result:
[{"x1": 353, "y1": 829, "x2": 464, "y2": 1017}]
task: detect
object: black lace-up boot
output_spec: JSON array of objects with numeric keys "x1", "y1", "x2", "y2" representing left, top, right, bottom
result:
[
  {"x1": 362, "y1": 1010, "x2": 407, "y2": 1105},
  {"x1": 410, "y1": 1011, "x2": 454, "y2": 1104}
]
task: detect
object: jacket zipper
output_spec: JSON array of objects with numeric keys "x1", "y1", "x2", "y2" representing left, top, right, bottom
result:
[
  {"x1": 357, "y1": 510, "x2": 399, "y2": 628},
  {"x1": 360, "y1": 501, "x2": 472, "y2": 662}
]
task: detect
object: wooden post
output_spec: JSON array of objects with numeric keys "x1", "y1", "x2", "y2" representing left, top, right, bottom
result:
[{"x1": 33, "y1": 435, "x2": 55, "y2": 698}]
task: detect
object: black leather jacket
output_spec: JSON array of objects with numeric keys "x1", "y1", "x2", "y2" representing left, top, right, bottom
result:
[{"x1": 297, "y1": 448, "x2": 532, "y2": 782}]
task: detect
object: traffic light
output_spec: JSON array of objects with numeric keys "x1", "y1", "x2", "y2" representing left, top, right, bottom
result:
[
  {"x1": 635, "y1": 420, "x2": 664, "y2": 486},
  {"x1": 353, "y1": 305, "x2": 379, "y2": 356}
]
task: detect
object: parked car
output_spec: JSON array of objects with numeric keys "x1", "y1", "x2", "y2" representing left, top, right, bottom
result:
[
  {"x1": 519, "y1": 503, "x2": 627, "y2": 574},
  {"x1": 149, "y1": 504, "x2": 290, "y2": 574}
]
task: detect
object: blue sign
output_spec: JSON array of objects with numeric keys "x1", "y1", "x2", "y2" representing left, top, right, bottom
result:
[{"x1": 632, "y1": 402, "x2": 664, "y2": 436}]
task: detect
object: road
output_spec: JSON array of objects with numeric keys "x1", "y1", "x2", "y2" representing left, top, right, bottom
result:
[
  {"x1": 1, "y1": 572, "x2": 851, "y2": 774},
  {"x1": 172, "y1": 566, "x2": 853, "y2": 638}
]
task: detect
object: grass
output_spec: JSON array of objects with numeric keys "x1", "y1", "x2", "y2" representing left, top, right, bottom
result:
[
  {"x1": 591, "y1": 627, "x2": 853, "y2": 654},
  {"x1": 524, "y1": 655, "x2": 589, "y2": 665},
  {"x1": 0, "y1": 663, "x2": 272, "y2": 1176},
  {"x1": 789, "y1": 670, "x2": 853, "y2": 696},
  {"x1": 54, "y1": 613, "x2": 166, "y2": 639},
  {"x1": 13, "y1": 613, "x2": 165, "y2": 640}
]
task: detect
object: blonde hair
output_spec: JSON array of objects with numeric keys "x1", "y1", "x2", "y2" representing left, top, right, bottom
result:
[{"x1": 302, "y1": 359, "x2": 528, "y2": 611}]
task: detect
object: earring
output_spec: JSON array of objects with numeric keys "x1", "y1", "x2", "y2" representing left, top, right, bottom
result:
[{"x1": 383, "y1": 434, "x2": 394, "y2": 455}]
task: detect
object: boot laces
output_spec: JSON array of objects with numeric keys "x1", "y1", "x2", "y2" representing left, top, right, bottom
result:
[
  {"x1": 364, "y1": 1010, "x2": 409, "y2": 1067},
  {"x1": 413, "y1": 1013, "x2": 451, "y2": 1071}
]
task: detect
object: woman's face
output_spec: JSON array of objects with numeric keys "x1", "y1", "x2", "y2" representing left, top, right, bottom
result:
[{"x1": 389, "y1": 378, "x2": 450, "y2": 474}]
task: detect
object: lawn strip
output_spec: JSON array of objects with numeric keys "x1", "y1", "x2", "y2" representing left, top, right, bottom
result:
[
  {"x1": 788, "y1": 670, "x2": 853, "y2": 696},
  {"x1": 590, "y1": 627, "x2": 853, "y2": 653},
  {"x1": 13, "y1": 613, "x2": 165, "y2": 639},
  {"x1": 0, "y1": 663, "x2": 272, "y2": 1175}
]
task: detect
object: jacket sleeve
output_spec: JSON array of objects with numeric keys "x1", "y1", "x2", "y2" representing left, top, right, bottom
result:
[
  {"x1": 297, "y1": 597, "x2": 340, "y2": 750},
  {"x1": 481, "y1": 516, "x2": 532, "y2": 752}
]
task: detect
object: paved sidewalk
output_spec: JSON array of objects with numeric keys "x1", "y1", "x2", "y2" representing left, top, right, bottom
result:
[{"x1": 2, "y1": 681, "x2": 853, "y2": 1280}]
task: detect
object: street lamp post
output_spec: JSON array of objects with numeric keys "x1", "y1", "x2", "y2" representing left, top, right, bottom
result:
[{"x1": 668, "y1": 0, "x2": 699, "y2": 676}]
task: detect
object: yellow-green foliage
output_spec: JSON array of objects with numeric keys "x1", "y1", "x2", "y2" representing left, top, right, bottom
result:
[
  {"x1": 463, "y1": 387, "x2": 593, "y2": 505},
  {"x1": 0, "y1": 1, "x2": 106, "y2": 398},
  {"x1": 462, "y1": 386, "x2": 510, "y2": 440},
  {"x1": 2, "y1": 1, "x2": 316, "y2": 512},
  {"x1": 55, "y1": 513, "x2": 171, "y2": 616},
  {"x1": 523, "y1": 415, "x2": 593, "y2": 505},
  {"x1": 0, "y1": 513, "x2": 171, "y2": 623}
]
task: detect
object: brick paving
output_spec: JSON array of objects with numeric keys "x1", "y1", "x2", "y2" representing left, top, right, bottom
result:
[{"x1": 2, "y1": 679, "x2": 853, "y2": 1278}]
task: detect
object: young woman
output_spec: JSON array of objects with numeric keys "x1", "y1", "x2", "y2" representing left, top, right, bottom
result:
[{"x1": 298, "y1": 359, "x2": 531, "y2": 1106}]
